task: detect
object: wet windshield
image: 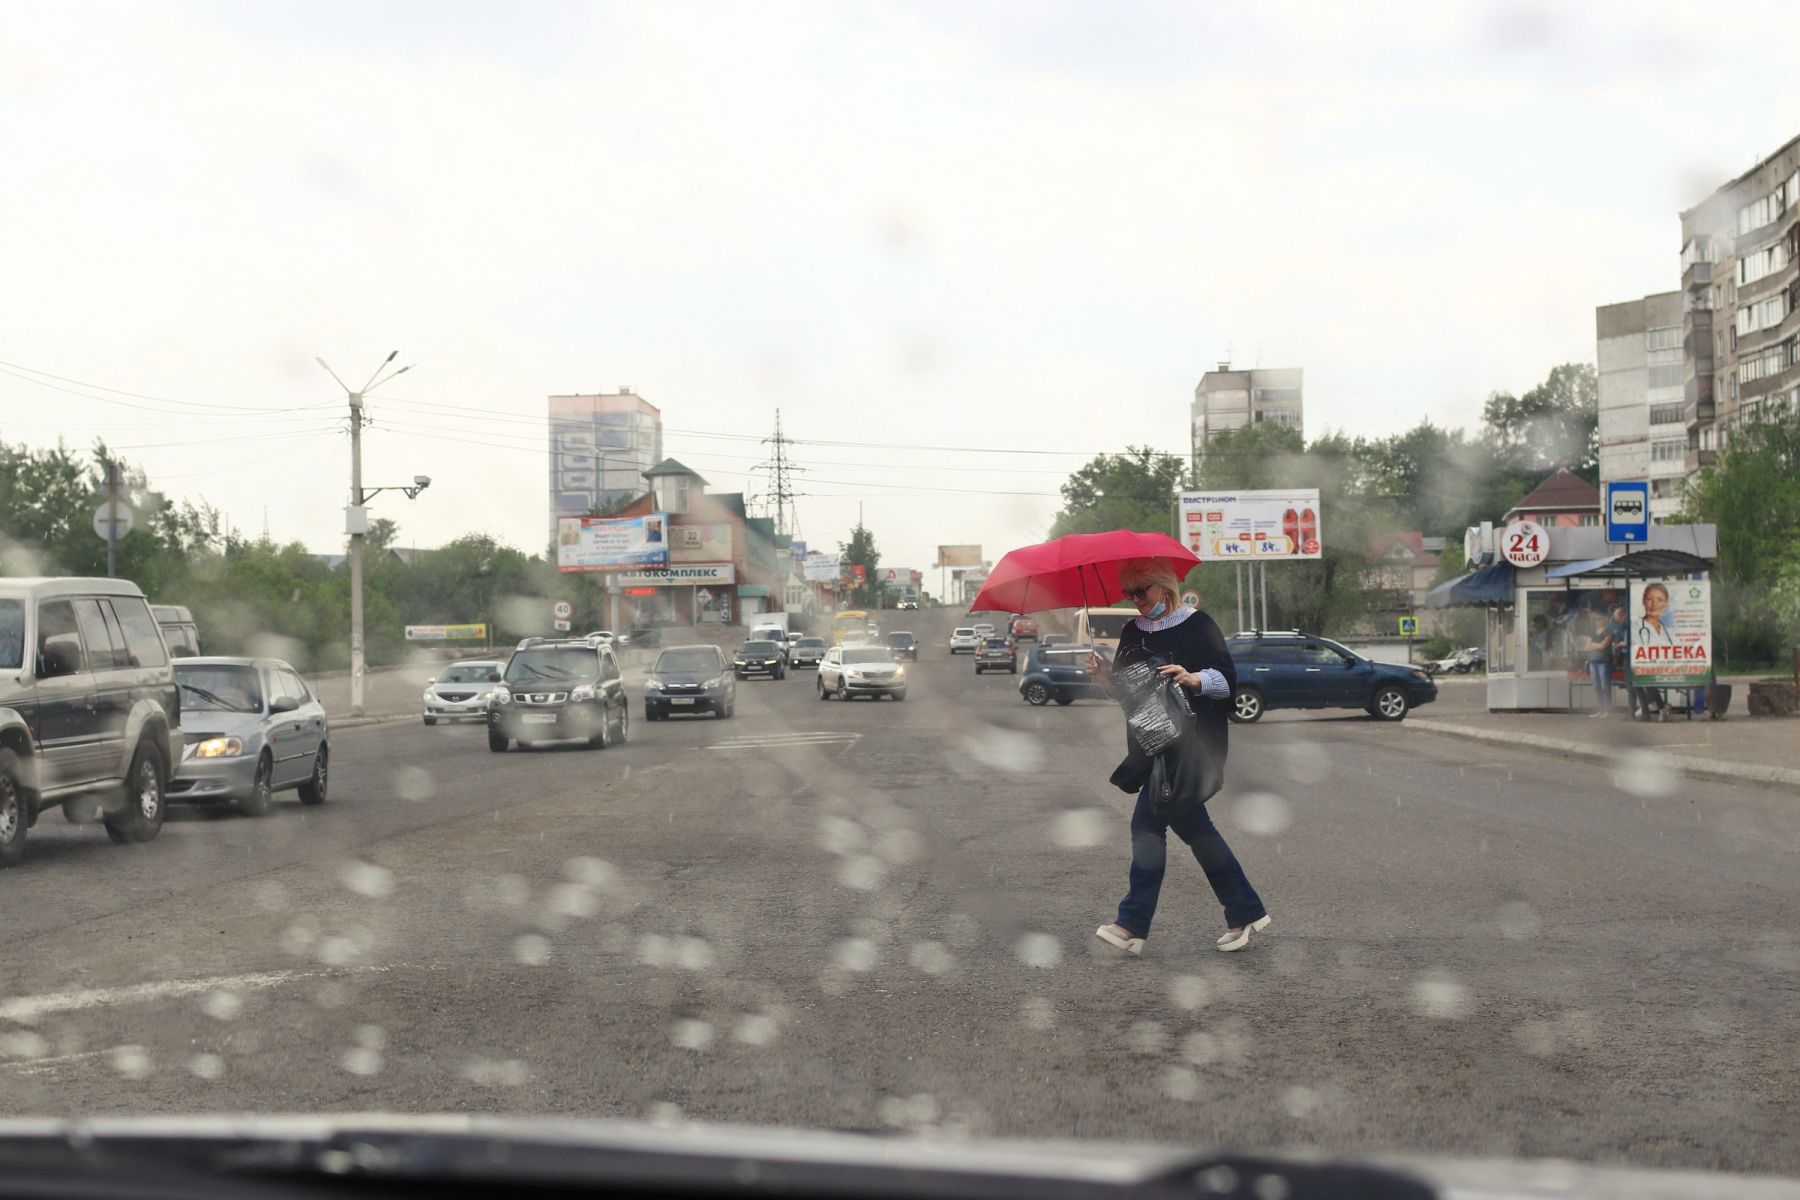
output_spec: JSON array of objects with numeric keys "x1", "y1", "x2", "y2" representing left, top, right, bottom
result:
[
  {"x1": 4, "y1": 7, "x2": 1796, "y2": 1190},
  {"x1": 655, "y1": 648, "x2": 722, "y2": 674},
  {"x1": 173, "y1": 664, "x2": 262, "y2": 713},
  {"x1": 504, "y1": 648, "x2": 599, "y2": 685}
]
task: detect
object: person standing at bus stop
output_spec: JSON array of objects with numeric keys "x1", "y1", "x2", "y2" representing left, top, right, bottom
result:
[{"x1": 1584, "y1": 609, "x2": 1617, "y2": 718}]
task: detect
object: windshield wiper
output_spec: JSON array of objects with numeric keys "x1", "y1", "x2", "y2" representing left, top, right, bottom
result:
[{"x1": 176, "y1": 682, "x2": 248, "y2": 711}]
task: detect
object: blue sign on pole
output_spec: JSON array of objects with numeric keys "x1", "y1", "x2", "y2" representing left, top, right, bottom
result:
[{"x1": 1604, "y1": 480, "x2": 1650, "y2": 544}]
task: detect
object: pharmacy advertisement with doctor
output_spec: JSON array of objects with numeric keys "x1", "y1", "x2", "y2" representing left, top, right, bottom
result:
[{"x1": 1627, "y1": 578, "x2": 1711, "y2": 688}]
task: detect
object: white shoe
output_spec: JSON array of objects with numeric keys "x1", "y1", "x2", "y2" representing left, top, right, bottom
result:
[
  {"x1": 1095, "y1": 924, "x2": 1145, "y2": 956},
  {"x1": 1216, "y1": 915, "x2": 1271, "y2": 952}
]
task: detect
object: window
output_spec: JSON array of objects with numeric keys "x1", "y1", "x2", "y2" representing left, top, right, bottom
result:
[
  {"x1": 36, "y1": 598, "x2": 84, "y2": 675},
  {"x1": 0, "y1": 600, "x2": 22, "y2": 671},
  {"x1": 1652, "y1": 440, "x2": 1686, "y2": 463},
  {"x1": 1646, "y1": 326, "x2": 1681, "y2": 352},
  {"x1": 1737, "y1": 242, "x2": 1789, "y2": 285},
  {"x1": 111, "y1": 597, "x2": 169, "y2": 667},
  {"x1": 1255, "y1": 642, "x2": 1302, "y2": 664},
  {"x1": 1646, "y1": 364, "x2": 1684, "y2": 389},
  {"x1": 279, "y1": 668, "x2": 313, "y2": 703},
  {"x1": 1650, "y1": 402, "x2": 1685, "y2": 426}
]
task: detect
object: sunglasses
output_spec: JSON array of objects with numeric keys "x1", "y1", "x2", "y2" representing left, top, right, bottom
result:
[{"x1": 1121, "y1": 585, "x2": 1155, "y2": 601}]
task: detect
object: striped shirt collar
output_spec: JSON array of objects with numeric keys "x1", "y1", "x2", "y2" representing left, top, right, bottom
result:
[{"x1": 1134, "y1": 604, "x2": 1195, "y2": 633}]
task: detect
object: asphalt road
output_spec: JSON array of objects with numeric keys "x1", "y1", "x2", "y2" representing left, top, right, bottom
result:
[{"x1": 2, "y1": 611, "x2": 1796, "y2": 1178}]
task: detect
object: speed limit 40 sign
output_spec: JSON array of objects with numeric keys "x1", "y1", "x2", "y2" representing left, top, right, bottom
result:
[
  {"x1": 1500, "y1": 520, "x2": 1548, "y2": 568},
  {"x1": 552, "y1": 599, "x2": 573, "y2": 620}
]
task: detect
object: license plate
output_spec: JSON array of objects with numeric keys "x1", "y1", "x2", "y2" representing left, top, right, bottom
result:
[
  {"x1": 521, "y1": 713, "x2": 557, "y2": 724},
  {"x1": 670, "y1": 698, "x2": 696, "y2": 706}
]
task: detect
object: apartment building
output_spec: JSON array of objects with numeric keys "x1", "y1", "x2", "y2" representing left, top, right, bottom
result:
[
  {"x1": 1191, "y1": 364, "x2": 1303, "y2": 465},
  {"x1": 546, "y1": 390, "x2": 664, "y2": 542},
  {"x1": 1595, "y1": 290, "x2": 1686, "y2": 521}
]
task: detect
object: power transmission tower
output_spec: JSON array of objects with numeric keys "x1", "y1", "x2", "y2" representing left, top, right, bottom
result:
[{"x1": 757, "y1": 409, "x2": 804, "y2": 538}]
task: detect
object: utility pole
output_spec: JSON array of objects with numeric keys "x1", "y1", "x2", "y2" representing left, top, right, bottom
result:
[
  {"x1": 317, "y1": 352, "x2": 416, "y2": 718},
  {"x1": 103, "y1": 460, "x2": 121, "y2": 578}
]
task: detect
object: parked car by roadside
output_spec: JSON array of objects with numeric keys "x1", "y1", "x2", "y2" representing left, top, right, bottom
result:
[
  {"x1": 1018, "y1": 643, "x2": 1109, "y2": 706},
  {"x1": 644, "y1": 645, "x2": 735, "y2": 720},
  {"x1": 0, "y1": 577, "x2": 184, "y2": 867},
  {"x1": 487, "y1": 638, "x2": 631, "y2": 751},
  {"x1": 423, "y1": 659, "x2": 505, "y2": 724},
  {"x1": 1225, "y1": 632, "x2": 1437, "y2": 723},
  {"x1": 1425, "y1": 646, "x2": 1485, "y2": 677},
  {"x1": 170, "y1": 657, "x2": 329, "y2": 816},
  {"x1": 788, "y1": 637, "x2": 828, "y2": 669}
]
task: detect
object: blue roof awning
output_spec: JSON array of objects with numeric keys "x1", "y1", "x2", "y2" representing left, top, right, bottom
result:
[
  {"x1": 736, "y1": 584, "x2": 772, "y2": 598},
  {"x1": 1424, "y1": 562, "x2": 1515, "y2": 608}
]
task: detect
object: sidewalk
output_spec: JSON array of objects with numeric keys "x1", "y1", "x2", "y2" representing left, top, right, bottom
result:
[{"x1": 1407, "y1": 677, "x2": 1800, "y2": 789}]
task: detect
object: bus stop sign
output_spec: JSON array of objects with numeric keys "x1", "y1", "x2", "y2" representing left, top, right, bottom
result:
[{"x1": 1605, "y1": 480, "x2": 1650, "y2": 544}]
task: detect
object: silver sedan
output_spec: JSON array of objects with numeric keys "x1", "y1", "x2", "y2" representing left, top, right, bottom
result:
[
  {"x1": 423, "y1": 659, "x2": 505, "y2": 724},
  {"x1": 169, "y1": 658, "x2": 329, "y2": 817}
]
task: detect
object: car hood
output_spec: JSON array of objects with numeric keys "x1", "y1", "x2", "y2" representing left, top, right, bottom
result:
[
  {"x1": 651, "y1": 669, "x2": 719, "y2": 684},
  {"x1": 0, "y1": 1116, "x2": 1784, "y2": 1199},
  {"x1": 179, "y1": 711, "x2": 265, "y2": 743}
]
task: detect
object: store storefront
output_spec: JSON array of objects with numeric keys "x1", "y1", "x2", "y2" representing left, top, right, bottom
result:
[{"x1": 1426, "y1": 524, "x2": 1715, "y2": 712}]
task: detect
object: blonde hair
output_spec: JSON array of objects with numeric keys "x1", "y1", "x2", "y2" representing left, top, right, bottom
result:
[{"x1": 1117, "y1": 557, "x2": 1182, "y2": 607}]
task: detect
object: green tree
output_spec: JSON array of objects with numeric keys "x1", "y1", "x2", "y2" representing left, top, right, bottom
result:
[
  {"x1": 1050, "y1": 445, "x2": 1188, "y2": 538},
  {"x1": 1481, "y1": 362, "x2": 1599, "y2": 480},
  {"x1": 839, "y1": 524, "x2": 880, "y2": 607}
]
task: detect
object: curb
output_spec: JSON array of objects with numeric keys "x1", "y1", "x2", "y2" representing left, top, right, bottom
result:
[
  {"x1": 327, "y1": 714, "x2": 420, "y2": 731},
  {"x1": 1406, "y1": 717, "x2": 1800, "y2": 790}
]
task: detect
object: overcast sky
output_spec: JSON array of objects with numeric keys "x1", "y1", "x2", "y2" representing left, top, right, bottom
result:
[{"x1": 3, "y1": 1, "x2": 1797, "y2": 581}]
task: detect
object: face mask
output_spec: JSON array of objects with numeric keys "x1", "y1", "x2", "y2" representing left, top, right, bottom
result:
[{"x1": 1145, "y1": 600, "x2": 1168, "y2": 620}]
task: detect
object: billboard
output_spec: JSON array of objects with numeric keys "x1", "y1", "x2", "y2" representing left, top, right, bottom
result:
[
  {"x1": 670, "y1": 522, "x2": 734, "y2": 563},
  {"x1": 613, "y1": 563, "x2": 735, "y2": 586},
  {"x1": 556, "y1": 513, "x2": 670, "y2": 572},
  {"x1": 405, "y1": 624, "x2": 488, "y2": 641},
  {"x1": 1628, "y1": 579, "x2": 1711, "y2": 687},
  {"x1": 803, "y1": 551, "x2": 840, "y2": 582},
  {"x1": 937, "y1": 544, "x2": 982, "y2": 568},
  {"x1": 1178, "y1": 490, "x2": 1322, "y2": 560},
  {"x1": 875, "y1": 566, "x2": 920, "y2": 590}
]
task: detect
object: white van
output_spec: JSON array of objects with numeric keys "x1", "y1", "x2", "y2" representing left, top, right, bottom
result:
[{"x1": 1072, "y1": 607, "x2": 1139, "y2": 653}]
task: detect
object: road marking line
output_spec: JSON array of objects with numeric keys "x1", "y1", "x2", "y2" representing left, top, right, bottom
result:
[
  {"x1": 0, "y1": 969, "x2": 308, "y2": 1024},
  {"x1": 708, "y1": 732, "x2": 863, "y2": 752}
]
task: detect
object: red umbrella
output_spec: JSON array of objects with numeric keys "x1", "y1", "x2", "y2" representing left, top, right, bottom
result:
[{"x1": 968, "y1": 530, "x2": 1199, "y2": 615}]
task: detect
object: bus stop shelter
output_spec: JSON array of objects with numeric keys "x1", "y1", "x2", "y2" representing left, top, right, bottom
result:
[{"x1": 1425, "y1": 524, "x2": 1715, "y2": 712}]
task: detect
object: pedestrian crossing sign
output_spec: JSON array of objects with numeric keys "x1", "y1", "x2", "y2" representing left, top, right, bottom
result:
[{"x1": 1399, "y1": 616, "x2": 1418, "y2": 637}]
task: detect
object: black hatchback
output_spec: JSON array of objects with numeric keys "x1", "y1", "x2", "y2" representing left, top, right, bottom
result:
[
  {"x1": 885, "y1": 632, "x2": 918, "y2": 662},
  {"x1": 1224, "y1": 633, "x2": 1437, "y2": 723}
]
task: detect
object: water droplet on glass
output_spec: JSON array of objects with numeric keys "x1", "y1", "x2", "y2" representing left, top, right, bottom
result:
[
  {"x1": 1161, "y1": 1065, "x2": 1200, "y2": 1101},
  {"x1": 0, "y1": 1031, "x2": 48, "y2": 1059},
  {"x1": 647, "y1": 1101, "x2": 684, "y2": 1126},
  {"x1": 548, "y1": 882, "x2": 600, "y2": 921},
  {"x1": 1020, "y1": 996, "x2": 1056, "y2": 1031},
  {"x1": 253, "y1": 880, "x2": 289, "y2": 912},
  {"x1": 1179, "y1": 1030, "x2": 1218, "y2": 1065},
  {"x1": 391, "y1": 765, "x2": 436, "y2": 803},
  {"x1": 817, "y1": 817, "x2": 867, "y2": 856},
  {"x1": 111, "y1": 1045, "x2": 151, "y2": 1079},
  {"x1": 279, "y1": 919, "x2": 318, "y2": 956},
  {"x1": 352, "y1": 1024, "x2": 386, "y2": 1050},
  {"x1": 1050, "y1": 807, "x2": 1107, "y2": 849},
  {"x1": 734, "y1": 1013, "x2": 780, "y2": 1046},
  {"x1": 1198, "y1": 1165, "x2": 1240, "y2": 1194},
  {"x1": 908, "y1": 941, "x2": 954, "y2": 976},
  {"x1": 1125, "y1": 1020, "x2": 1169, "y2": 1055},
  {"x1": 1281, "y1": 1085, "x2": 1321, "y2": 1118},
  {"x1": 201, "y1": 991, "x2": 242, "y2": 1021},
  {"x1": 637, "y1": 933, "x2": 673, "y2": 968},
  {"x1": 671, "y1": 1018, "x2": 716, "y2": 1051},
  {"x1": 1168, "y1": 974, "x2": 1211, "y2": 1010},
  {"x1": 314, "y1": 981, "x2": 350, "y2": 1009},
  {"x1": 1496, "y1": 901, "x2": 1541, "y2": 940},
  {"x1": 317, "y1": 935, "x2": 360, "y2": 966},
  {"x1": 1253, "y1": 1173, "x2": 1292, "y2": 1200},
  {"x1": 1014, "y1": 932, "x2": 1062, "y2": 969},
  {"x1": 513, "y1": 933, "x2": 552, "y2": 966},
  {"x1": 874, "y1": 828, "x2": 924, "y2": 865},
  {"x1": 1410, "y1": 969, "x2": 1473, "y2": 1019},
  {"x1": 464, "y1": 1057, "x2": 532, "y2": 1086},
  {"x1": 675, "y1": 937, "x2": 716, "y2": 972},
  {"x1": 187, "y1": 1052, "x2": 225, "y2": 1081},
  {"x1": 832, "y1": 938, "x2": 879, "y2": 973},
  {"x1": 838, "y1": 855, "x2": 886, "y2": 891},
  {"x1": 494, "y1": 874, "x2": 530, "y2": 908},
  {"x1": 1281, "y1": 740, "x2": 1331, "y2": 786},
  {"x1": 1613, "y1": 749, "x2": 1678, "y2": 798},
  {"x1": 566, "y1": 856, "x2": 617, "y2": 889},
  {"x1": 1233, "y1": 792, "x2": 1292, "y2": 836},
  {"x1": 341, "y1": 1047, "x2": 383, "y2": 1076}
]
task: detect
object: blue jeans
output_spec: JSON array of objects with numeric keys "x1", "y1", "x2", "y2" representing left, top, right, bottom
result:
[
  {"x1": 1116, "y1": 784, "x2": 1265, "y2": 937},
  {"x1": 1588, "y1": 659, "x2": 1612, "y2": 711}
]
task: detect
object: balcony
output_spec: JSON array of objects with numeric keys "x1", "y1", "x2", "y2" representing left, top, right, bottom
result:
[
  {"x1": 1682, "y1": 393, "x2": 1715, "y2": 427},
  {"x1": 1683, "y1": 259, "x2": 1713, "y2": 289},
  {"x1": 1685, "y1": 446, "x2": 1717, "y2": 472}
]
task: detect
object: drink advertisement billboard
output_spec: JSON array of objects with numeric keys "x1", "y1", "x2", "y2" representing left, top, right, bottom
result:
[
  {"x1": 803, "y1": 551, "x2": 841, "y2": 582},
  {"x1": 936, "y1": 544, "x2": 982, "y2": 568},
  {"x1": 556, "y1": 513, "x2": 670, "y2": 572},
  {"x1": 1628, "y1": 579, "x2": 1711, "y2": 687},
  {"x1": 1178, "y1": 490, "x2": 1322, "y2": 560}
]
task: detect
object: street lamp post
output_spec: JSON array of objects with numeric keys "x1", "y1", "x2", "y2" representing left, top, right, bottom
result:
[{"x1": 317, "y1": 352, "x2": 423, "y2": 717}]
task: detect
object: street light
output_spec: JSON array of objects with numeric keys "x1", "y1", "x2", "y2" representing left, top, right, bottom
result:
[{"x1": 318, "y1": 352, "x2": 421, "y2": 717}]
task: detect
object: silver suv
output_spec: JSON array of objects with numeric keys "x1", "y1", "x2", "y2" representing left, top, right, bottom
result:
[{"x1": 0, "y1": 578, "x2": 184, "y2": 867}]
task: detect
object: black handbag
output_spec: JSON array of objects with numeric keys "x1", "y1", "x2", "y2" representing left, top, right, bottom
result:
[{"x1": 1110, "y1": 646, "x2": 1224, "y2": 819}]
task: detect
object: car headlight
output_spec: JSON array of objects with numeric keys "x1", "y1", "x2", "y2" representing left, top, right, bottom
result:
[
  {"x1": 195, "y1": 736, "x2": 244, "y2": 758},
  {"x1": 1411, "y1": 670, "x2": 1430, "y2": 682},
  {"x1": 893, "y1": 665, "x2": 906, "y2": 678},
  {"x1": 491, "y1": 686, "x2": 512, "y2": 704},
  {"x1": 422, "y1": 689, "x2": 435, "y2": 701},
  {"x1": 645, "y1": 678, "x2": 663, "y2": 691},
  {"x1": 570, "y1": 684, "x2": 597, "y2": 702},
  {"x1": 705, "y1": 677, "x2": 725, "y2": 689}
]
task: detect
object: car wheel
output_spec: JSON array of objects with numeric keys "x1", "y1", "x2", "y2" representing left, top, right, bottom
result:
[
  {"x1": 837, "y1": 679, "x2": 849, "y2": 701},
  {"x1": 423, "y1": 715, "x2": 437, "y2": 726},
  {"x1": 589, "y1": 711, "x2": 612, "y2": 749},
  {"x1": 1230, "y1": 688, "x2": 1264, "y2": 724},
  {"x1": 0, "y1": 748, "x2": 27, "y2": 869},
  {"x1": 1372, "y1": 685, "x2": 1410, "y2": 721},
  {"x1": 1054, "y1": 696, "x2": 1074, "y2": 706},
  {"x1": 1023, "y1": 682, "x2": 1051, "y2": 706},
  {"x1": 299, "y1": 745, "x2": 329, "y2": 804},
  {"x1": 892, "y1": 691, "x2": 906, "y2": 702},
  {"x1": 241, "y1": 754, "x2": 274, "y2": 818},
  {"x1": 488, "y1": 729, "x2": 509, "y2": 752},
  {"x1": 105, "y1": 739, "x2": 166, "y2": 844},
  {"x1": 614, "y1": 703, "x2": 630, "y2": 744},
  {"x1": 818, "y1": 679, "x2": 830, "y2": 700}
]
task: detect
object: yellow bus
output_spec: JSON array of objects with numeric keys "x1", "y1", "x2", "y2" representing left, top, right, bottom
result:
[
  {"x1": 1073, "y1": 606, "x2": 1139, "y2": 653},
  {"x1": 832, "y1": 609, "x2": 871, "y2": 645}
]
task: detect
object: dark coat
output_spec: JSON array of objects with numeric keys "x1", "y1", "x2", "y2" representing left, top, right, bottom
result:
[{"x1": 1106, "y1": 610, "x2": 1235, "y2": 814}]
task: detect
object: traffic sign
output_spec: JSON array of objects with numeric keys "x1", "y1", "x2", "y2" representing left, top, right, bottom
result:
[
  {"x1": 93, "y1": 503, "x2": 135, "y2": 541},
  {"x1": 1500, "y1": 519, "x2": 1548, "y2": 568},
  {"x1": 552, "y1": 600, "x2": 573, "y2": 620},
  {"x1": 553, "y1": 619, "x2": 572, "y2": 632},
  {"x1": 1604, "y1": 480, "x2": 1650, "y2": 544},
  {"x1": 1180, "y1": 590, "x2": 1200, "y2": 610},
  {"x1": 1399, "y1": 615, "x2": 1419, "y2": 637}
]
